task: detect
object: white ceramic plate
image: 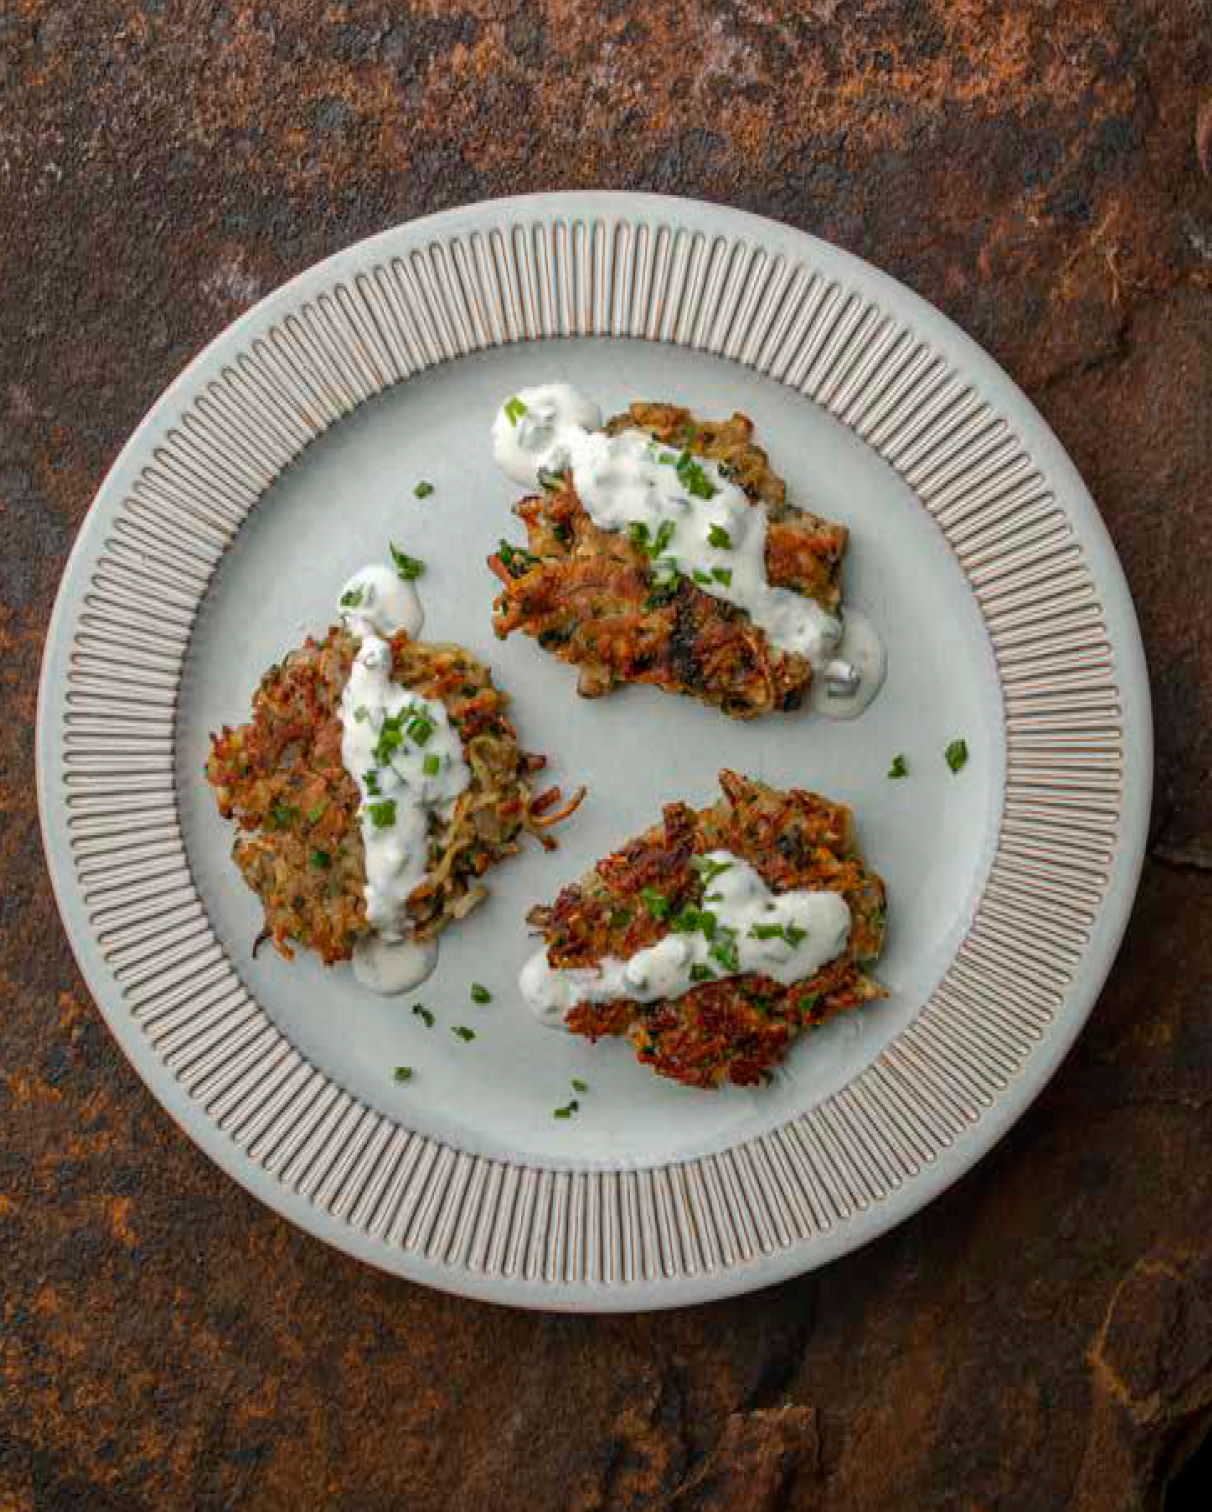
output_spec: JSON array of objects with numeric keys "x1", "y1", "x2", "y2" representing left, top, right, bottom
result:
[{"x1": 37, "y1": 192, "x2": 1151, "y2": 1310}]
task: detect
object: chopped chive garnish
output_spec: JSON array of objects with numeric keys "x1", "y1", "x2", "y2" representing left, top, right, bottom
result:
[
  {"x1": 651, "y1": 520, "x2": 676, "y2": 556},
  {"x1": 675, "y1": 451, "x2": 717, "y2": 499},
  {"x1": 497, "y1": 539, "x2": 541, "y2": 576},
  {"x1": 414, "y1": 480, "x2": 434, "y2": 498},
  {"x1": 393, "y1": 1066, "x2": 413, "y2": 1082},
  {"x1": 553, "y1": 1099, "x2": 579, "y2": 1119},
  {"x1": 310, "y1": 849, "x2": 331, "y2": 869},
  {"x1": 640, "y1": 886, "x2": 670, "y2": 921},
  {"x1": 708, "y1": 524, "x2": 732, "y2": 549},
  {"x1": 368, "y1": 798, "x2": 397, "y2": 828},
  {"x1": 423, "y1": 753, "x2": 441, "y2": 776},
  {"x1": 271, "y1": 802, "x2": 300, "y2": 828},
  {"x1": 710, "y1": 566, "x2": 733, "y2": 587},
  {"x1": 692, "y1": 856, "x2": 733, "y2": 886},
  {"x1": 888, "y1": 754, "x2": 909, "y2": 779},
  {"x1": 452, "y1": 1026, "x2": 476, "y2": 1042},
  {"x1": 353, "y1": 706, "x2": 370, "y2": 723},
  {"x1": 537, "y1": 466, "x2": 565, "y2": 491},
  {"x1": 945, "y1": 738, "x2": 969, "y2": 773},
  {"x1": 307, "y1": 804, "x2": 325, "y2": 823},
  {"x1": 390, "y1": 543, "x2": 425, "y2": 580},
  {"x1": 504, "y1": 396, "x2": 527, "y2": 425},
  {"x1": 412, "y1": 1004, "x2": 435, "y2": 1027},
  {"x1": 571, "y1": 1078, "x2": 589, "y2": 1093},
  {"x1": 407, "y1": 713, "x2": 434, "y2": 745},
  {"x1": 710, "y1": 938, "x2": 740, "y2": 973},
  {"x1": 692, "y1": 569, "x2": 712, "y2": 585},
  {"x1": 628, "y1": 522, "x2": 651, "y2": 549},
  {"x1": 470, "y1": 983, "x2": 491, "y2": 1005},
  {"x1": 339, "y1": 586, "x2": 364, "y2": 609},
  {"x1": 749, "y1": 921, "x2": 808, "y2": 946},
  {"x1": 609, "y1": 906, "x2": 633, "y2": 930},
  {"x1": 363, "y1": 769, "x2": 381, "y2": 794},
  {"x1": 689, "y1": 963, "x2": 716, "y2": 982},
  {"x1": 799, "y1": 991, "x2": 821, "y2": 1015}
]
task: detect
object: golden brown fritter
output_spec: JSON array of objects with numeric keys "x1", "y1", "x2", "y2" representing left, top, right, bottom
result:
[
  {"x1": 526, "y1": 771, "x2": 886, "y2": 1089},
  {"x1": 206, "y1": 626, "x2": 582, "y2": 964},
  {"x1": 489, "y1": 403, "x2": 848, "y2": 719}
]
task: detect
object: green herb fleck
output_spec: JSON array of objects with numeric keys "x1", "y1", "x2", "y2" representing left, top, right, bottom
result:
[
  {"x1": 640, "y1": 886, "x2": 670, "y2": 921},
  {"x1": 675, "y1": 451, "x2": 718, "y2": 499},
  {"x1": 692, "y1": 569, "x2": 712, "y2": 585},
  {"x1": 353, "y1": 706, "x2": 370, "y2": 724},
  {"x1": 692, "y1": 856, "x2": 733, "y2": 886},
  {"x1": 609, "y1": 906, "x2": 633, "y2": 931},
  {"x1": 412, "y1": 1004, "x2": 435, "y2": 1028},
  {"x1": 710, "y1": 566, "x2": 733, "y2": 587},
  {"x1": 710, "y1": 936, "x2": 740, "y2": 973},
  {"x1": 689, "y1": 963, "x2": 717, "y2": 983},
  {"x1": 498, "y1": 539, "x2": 541, "y2": 577},
  {"x1": 888, "y1": 754, "x2": 909, "y2": 779},
  {"x1": 393, "y1": 1066, "x2": 413, "y2": 1083},
  {"x1": 368, "y1": 798, "x2": 397, "y2": 828},
  {"x1": 651, "y1": 520, "x2": 676, "y2": 556},
  {"x1": 340, "y1": 586, "x2": 364, "y2": 609},
  {"x1": 390, "y1": 543, "x2": 425, "y2": 580},
  {"x1": 553, "y1": 1099, "x2": 579, "y2": 1119},
  {"x1": 363, "y1": 770, "x2": 381, "y2": 795},
  {"x1": 310, "y1": 849, "x2": 331, "y2": 870},
  {"x1": 571, "y1": 1078, "x2": 589, "y2": 1093},
  {"x1": 798, "y1": 991, "x2": 821, "y2": 1016},
  {"x1": 423, "y1": 753, "x2": 441, "y2": 777},
  {"x1": 452, "y1": 1025, "x2": 476, "y2": 1042},
  {"x1": 749, "y1": 921, "x2": 807, "y2": 946},
  {"x1": 538, "y1": 467, "x2": 565, "y2": 492},
  {"x1": 708, "y1": 524, "x2": 732, "y2": 550},
  {"x1": 271, "y1": 802, "x2": 300, "y2": 829},
  {"x1": 504, "y1": 396, "x2": 527, "y2": 426},
  {"x1": 407, "y1": 712, "x2": 434, "y2": 745},
  {"x1": 470, "y1": 983, "x2": 491, "y2": 1005},
  {"x1": 414, "y1": 480, "x2": 434, "y2": 499},
  {"x1": 307, "y1": 804, "x2": 325, "y2": 824},
  {"x1": 945, "y1": 738, "x2": 969, "y2": 773}
]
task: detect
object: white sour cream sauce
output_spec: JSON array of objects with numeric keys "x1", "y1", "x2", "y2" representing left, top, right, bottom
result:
[
  {"x1": 335, "y1": 564, "x2": 470, "y2": 995},
  {"x1": 490, "y1": 382, "x2": 885, "y2": 712},
  {"x1": 520, "y1": 852, "x2": 851, "y2": 1027}
]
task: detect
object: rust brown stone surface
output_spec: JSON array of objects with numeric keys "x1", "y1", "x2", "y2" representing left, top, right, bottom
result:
[{"x1": 2, "y1": 2, "x2": 1211, "y2": 1509}]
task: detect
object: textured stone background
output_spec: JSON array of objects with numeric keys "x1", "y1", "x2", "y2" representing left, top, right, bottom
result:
[{"x1": 3, "y1": 2, "x2": 1212, "y2": 1509}]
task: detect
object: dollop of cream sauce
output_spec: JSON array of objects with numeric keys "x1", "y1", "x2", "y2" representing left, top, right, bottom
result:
[
  {"x1": 336, "y1": 564, "x2": 469, "y2": 994},
  {"x1": 520, "y1": 851, "x2": 851, "y2": 1027},
  {"x1": 809, "y1": 608, "x2": 887, "y2": 719},
  {"x1": 491, "y1": 382, "x2": 876, "y2": 678}
]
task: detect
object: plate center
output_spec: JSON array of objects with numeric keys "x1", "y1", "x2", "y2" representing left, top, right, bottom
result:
[{"x1": 178, "y1": 338, "x2": 1004, "y2": 1169}]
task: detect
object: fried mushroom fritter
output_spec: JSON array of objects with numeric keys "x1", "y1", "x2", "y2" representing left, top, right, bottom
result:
[
  {"x1": 206, "y1": 626, "x2": 581, "y2": 964},
  {"x1": 489, "y1": 403, "x2": 848, "y2": 719},
  {"x1": 526, "y1": 771, "x2": 886, "y2": 1088}
]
